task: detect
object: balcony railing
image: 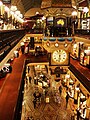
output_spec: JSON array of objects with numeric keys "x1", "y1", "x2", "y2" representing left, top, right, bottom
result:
[{"x1": 0, "y1": 29, "x2": 26, "y2": 62}]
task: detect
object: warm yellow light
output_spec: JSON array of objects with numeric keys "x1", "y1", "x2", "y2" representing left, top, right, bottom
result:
[
  {"x1": 10, "y1": 11, "x2": 14, "y2": 15},
  {"x1": 83, "y1": 7, "x2": 89, "y2": 13},
  {"x1": 35, "y1": 11, "x2": 39, "y2": 15},
  {"x1": 15, "y1": 10, "x2": 20, "y2": 15},
  {"x1": 10, "y1": 6, "x2": 17, "y2": 12},
  {"x1": 65, "y1": 74, "x2": 70, "y2": 79},
  {"x1": 72, "y1": 11, "x2": 77, "y2": 16},
  {"x1": 1, "y1": 4, "x2": 5, "y2": 15},
  {"x1": 0, "y1": 1, "x2": 3, "y2": 6},
  {"x1": 19, "y1": 14, "x2": 23, "y2": 18},
  {"x1": 42, "y1": 16, "x2": 46, "y2": 20},
  {"x1": 57, "y1": 19, "x2": 64, "y2": 26},
  {"x1": 5, "y1": 6, "x2": 9, "y2": 12}
]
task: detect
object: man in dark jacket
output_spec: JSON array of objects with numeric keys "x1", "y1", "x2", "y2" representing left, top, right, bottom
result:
[
  {"x1": 59, "y1": 85, "x2": 62, "y2": 96},
  {"x1": 66, "y1": 92, "x2": 69, "y2": 108}
]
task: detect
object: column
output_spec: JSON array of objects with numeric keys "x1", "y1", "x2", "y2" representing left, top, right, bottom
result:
[
  {"x1": 77, "y1": 11, "x2": 81, "y2": 29},
  {"x1": 86, "y1": 94, "x2": 90, "y2": 119}
]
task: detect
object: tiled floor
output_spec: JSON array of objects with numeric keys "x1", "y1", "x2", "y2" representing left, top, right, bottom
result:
[{"x1": 21, "y1": 65, "x2": 78, "y2": 120}]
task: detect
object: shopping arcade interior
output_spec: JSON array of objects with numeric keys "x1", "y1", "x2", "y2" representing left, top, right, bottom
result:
[
  {"x1": 20, "y1": 34, "x2": 90, "y2": 120},
  {"x1": 0, "y1": 32, "x2": 89, "y2": 120},
  {"x1": 20, "y1": 61, "x2": 89, "y2": 120},
  {"x1": 0, "y1": 0, "x2": 90, "y2": 120}
]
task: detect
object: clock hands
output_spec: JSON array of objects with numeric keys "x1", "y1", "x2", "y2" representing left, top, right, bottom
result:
[{"x1": 52, "y1": 50, "x2": 67, "y2": 63}]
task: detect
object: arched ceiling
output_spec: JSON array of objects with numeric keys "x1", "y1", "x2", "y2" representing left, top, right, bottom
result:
[
  {"x1": 11, "y1": 0, "x2": 89, "y2": 18},
  {"x1": 11, "y1": 0, "x2": 42, "y2": 15}
]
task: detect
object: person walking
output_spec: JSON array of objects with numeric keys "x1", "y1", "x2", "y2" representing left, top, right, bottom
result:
[
  {"x1": 59, "y1": 85, "x2": 62, "y2": 96},
  {"x1": 66, "y1": 92, "x2": 69, "y2": 108},
  {"x1": 29, "y1": 76, "x2": 32, "y2": 83},
  {"x1": 77, "y1": 108, "x2": 80, "y2": 120},
  {"x1": 33, "y1": 98, "x2": 36, "y2": 109}
]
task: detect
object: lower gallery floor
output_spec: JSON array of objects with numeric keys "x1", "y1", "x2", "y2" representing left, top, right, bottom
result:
[
  {"x1": 21, "y1": 84, "x2": 74, "y2": 120},
  {"x1": 21, "y1": 62, "x2": 90, "y2": 120}
]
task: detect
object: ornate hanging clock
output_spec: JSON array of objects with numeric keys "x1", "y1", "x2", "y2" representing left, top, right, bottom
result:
[
  {"x1": 50, "y1": 49, "x2": 69, "y2": 65},
  {"x1": 52, "y1": 50, "x2": 67, "y2": 63}
]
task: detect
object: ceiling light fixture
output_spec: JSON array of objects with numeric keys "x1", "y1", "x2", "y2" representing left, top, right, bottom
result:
[
  {"x1": 83, "y1": 7, "x2": 89, "y2": 13},
  {"x1": 72, "y1": 11, "x2": 77, "y2": 16},
  {"x1": 55, "y1": 43, "x2": 59, "y2": 47}
]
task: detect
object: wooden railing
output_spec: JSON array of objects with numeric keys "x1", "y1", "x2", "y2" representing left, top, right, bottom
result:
[
  {"x1": 69, "y1": 63, "x2": 90, "y2": 92},
  {"x1": 0, "y1": 29, "x2": 26, "y2": 62}
]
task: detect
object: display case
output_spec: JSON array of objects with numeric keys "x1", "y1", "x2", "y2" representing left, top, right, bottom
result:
[
  {"x1": 81, "y1": 19, "x2": 90, "y2": 30},
  {"x1": 80, "y1": 49, "x2": 90, "y2": 67},
  {"x1": 71, "y1": 42, "x2": 84, "y2": 60},
  {"x1": 71, "y1": 43, "x2": 79, "y2": 59}
]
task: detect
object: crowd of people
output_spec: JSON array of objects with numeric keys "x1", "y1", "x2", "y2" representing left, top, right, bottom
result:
[{"x1": 25, "y1": 64, "x2": 90, "y2": 120}]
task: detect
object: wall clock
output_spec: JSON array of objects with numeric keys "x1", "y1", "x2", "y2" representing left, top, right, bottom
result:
[{"x1": 52, "y1": 49, "x2": 67, "y2": 64}]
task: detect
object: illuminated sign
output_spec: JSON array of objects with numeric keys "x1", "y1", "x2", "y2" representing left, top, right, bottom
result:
[{"x1": 57, "y1": 19, "x2": 64, "y2": 26}]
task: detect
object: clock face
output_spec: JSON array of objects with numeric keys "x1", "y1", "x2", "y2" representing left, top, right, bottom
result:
[{"x1": 52, "y1": 50, "x2": 67, "y2": 63}]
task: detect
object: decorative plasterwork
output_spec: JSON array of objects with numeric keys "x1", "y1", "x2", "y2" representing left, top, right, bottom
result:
[
  {"x1": 11, "y1": 0, "x2": 25, "y2": 14},
  {"x1": 11, "y1": 0, "x2": 89, "y2": 16},
  {"x1": 41, "y1": 0, "x2": 52, "y2": 9},
  {"x1": 52, "y1": 0, "x2": 72, "y2": 7}
]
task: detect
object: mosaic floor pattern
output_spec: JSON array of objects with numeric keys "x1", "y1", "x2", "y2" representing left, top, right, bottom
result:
[
  {"x1": 21, "y1": 82, "x2": 74, "y2": 120},
  {"x1": 21, "y1": 65, "x2": 77, "y2": 120}
]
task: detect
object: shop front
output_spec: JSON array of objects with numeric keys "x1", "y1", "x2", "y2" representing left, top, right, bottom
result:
[
  {"x1": 80, "y1": 49, "x2": 90, "y2": 68},
  {"x1": 62, "y1": 71, "x2": 90, "y2": 119}
]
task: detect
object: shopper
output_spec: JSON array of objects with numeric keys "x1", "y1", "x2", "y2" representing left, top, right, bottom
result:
[
  {"x1": 27, "y1": 66, "x2": 30, "y2": 73},
  {"x1": 77, "y1": 109, "x2": 80, "y2": 120},
  {"x1": 21, "y1": 44, "x2": 25, "y2": 54},
  {"x1": 29, "y1": 76, "x2": 32, "y2": 83},
  {"x1": 9, "y1": 66, "x2": 12, "y2": 73},
  {"x1": 33, "y1": 98, "x2": 36, "y2": 109},
  {"x1": 59, "y1": 85, "x2": 62, "y2": 96},
  {"x1": 66, "y1": 92, "x2": 69, "y2": 108}
]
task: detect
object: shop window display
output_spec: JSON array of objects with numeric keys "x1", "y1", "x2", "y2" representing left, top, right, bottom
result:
[
  {"x1": 71, "y1": 42, "x2": 84, "y2": 60},
  {"x1": 34, "y1": 65, "x2": 50, "y2": 89},
  {"x1": 79, "y1": 93, "x2": 87, "y2": 119},
  {"x1": 80, "y1": 49, "x2": 90, "y2": 67},
  {"x1": 71, "y1": 41, "x2": 90, "y2": 68},
  {"x1": 69, "y1": 82, "x2": 88, "y2": 119},
  {"x1": 71, "y1": 43, "x2": 79, "y2": 59}
]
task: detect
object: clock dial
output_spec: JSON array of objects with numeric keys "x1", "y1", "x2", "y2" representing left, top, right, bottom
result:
[{"x1": 52, "y1": 50, "x2": 67, "y2": 63}]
